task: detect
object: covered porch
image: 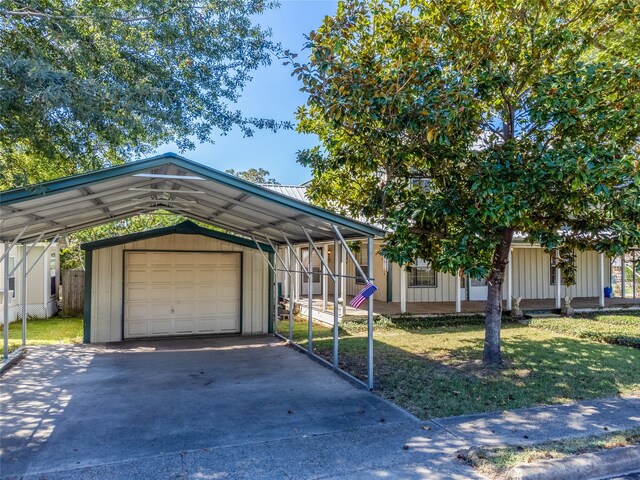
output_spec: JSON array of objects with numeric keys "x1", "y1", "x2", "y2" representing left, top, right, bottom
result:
[{"x1": 300, "y1": 295, "x2": 640, "y2": 321}]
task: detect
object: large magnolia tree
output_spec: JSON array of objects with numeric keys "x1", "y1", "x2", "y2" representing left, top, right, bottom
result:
[
  {"x1": 292, "y1": 0, "x2": 640, "y2": 364},
  {"x1": 0, "y1": 0, "x2": 284, "y2": 188}
]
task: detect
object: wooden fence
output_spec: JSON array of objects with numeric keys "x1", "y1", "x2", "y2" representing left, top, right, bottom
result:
[{"x1": 62, "y1": 269, "x2": 84, "y2": 314}]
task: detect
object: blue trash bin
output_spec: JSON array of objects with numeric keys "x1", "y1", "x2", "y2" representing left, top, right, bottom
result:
[{"x1": 604, "y1": 287, "x2": 613, "y2": 298}]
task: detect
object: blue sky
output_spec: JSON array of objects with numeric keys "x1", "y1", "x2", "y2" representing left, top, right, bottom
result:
[{"x1": 157, "y1": 0, "x2": 339, "y2": 185}]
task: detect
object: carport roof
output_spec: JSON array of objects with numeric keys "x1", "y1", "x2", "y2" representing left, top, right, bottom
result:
[{"x1": 0, "y1": 153, "x2": 386, "y2": 245}]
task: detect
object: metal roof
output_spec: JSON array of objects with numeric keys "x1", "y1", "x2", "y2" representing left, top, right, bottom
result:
[
  {"x1": 0, "y1": 153, "x2": 386, "y2": 245},
  {"x1": 260, "y1": 185, "x2": 309, "y2": 203}
]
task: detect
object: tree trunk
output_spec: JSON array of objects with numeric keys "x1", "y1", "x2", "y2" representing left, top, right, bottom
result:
[{"x1": 483, "y1": 228, "x2": 514, "y2": 365}]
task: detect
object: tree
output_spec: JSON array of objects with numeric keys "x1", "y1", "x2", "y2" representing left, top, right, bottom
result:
[
  {"x1": 292, "y1": 0, "x2": 640, "y2": 364},
  {"x1": 0, "y1": 0, "x2": 286, "y2": 189},
  {"x1": 226, "y1": 167, "x2": 280, "y2": 184}
]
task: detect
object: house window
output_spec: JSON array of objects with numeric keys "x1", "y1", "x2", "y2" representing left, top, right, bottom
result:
[
  {"x1": 355, "y1": 242, "x2": 368, "y2": 285},
  {"x1": 8, "y1": 257, "x2": 15, "y2": 298},
  {"x1": 409, "y1": 259, "x2": 437, "y2": 287},
  {"x1": 550, "y1": 254, "x2": 567, "y2": 285}
]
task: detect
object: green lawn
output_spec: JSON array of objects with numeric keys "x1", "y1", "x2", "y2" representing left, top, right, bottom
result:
[
  {"x1": 0, "y1": 317, "x2": 83, "y2": 357},
  {"x1": 278, "y1": 314, "x2": 640, "y2": 419},
  {"x1": 529, "y1": 312, "x2": 640, "y2": 348}
]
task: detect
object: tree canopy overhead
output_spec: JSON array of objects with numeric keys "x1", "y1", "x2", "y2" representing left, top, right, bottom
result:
[
  {"x1": 226, "y1": 167, "x2": 280, "y2": 184},
  {"x1": 293, "y1": 0, "x2": 640, "y2": 363},
  {"x1": 0, "y1": 0, "x2": 285, "y2": 188}
]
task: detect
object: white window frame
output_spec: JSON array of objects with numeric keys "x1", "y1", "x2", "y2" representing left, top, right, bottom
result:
[{"x1": 409, "y1": 258, "x2": 437, "y2": 288}]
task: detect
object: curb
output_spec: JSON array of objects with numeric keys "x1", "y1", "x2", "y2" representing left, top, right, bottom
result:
[
  {"x1": 507, "y1": 445, "x2": 640, "y2": 480},
  {"x1": 0, "y1": 346, "x2": 26, "y2": 377}
]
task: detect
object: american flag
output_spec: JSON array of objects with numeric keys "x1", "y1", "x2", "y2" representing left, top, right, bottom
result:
[{"x1": 350, "y1": 282, "x2": 378, "y2": 309}]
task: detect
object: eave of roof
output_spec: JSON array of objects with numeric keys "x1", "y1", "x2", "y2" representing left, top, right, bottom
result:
[{"x1": 0, "y1": 153, "x2": 387, "y2": 244}]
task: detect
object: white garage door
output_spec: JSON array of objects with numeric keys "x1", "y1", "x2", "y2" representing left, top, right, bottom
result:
[{"x1": 124, "y1": 251, "x2": 241, "y2": 339}]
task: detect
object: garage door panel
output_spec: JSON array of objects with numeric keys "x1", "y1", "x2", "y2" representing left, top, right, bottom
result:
[
  {"x1": 174, "y1": 269, "x2": 195, "y2": 283},
  {"x1": 150, "y1": 320, "x2": 172, "y2": 335},
  {"x1": 175, "y1": 319, "x2": 195, "y2": 334},
  {"x1": 126, "y1": 252, "x2": 149, "y2": 266},
  {"x1": 149, "y1": 287, "x2": 173, "y2": 302},
  {"x1": 127, "y1": 321, "x2": 148, "y2": 337},
  {"x1": 174, "y1": 303, "x2": 195, "y2": 316},
  {"x1": 124, "y1": 251, "x2": 241, "y2": 339},
  {"x1": 219, "y1": 285, "x2": 239, "y2": 300}
]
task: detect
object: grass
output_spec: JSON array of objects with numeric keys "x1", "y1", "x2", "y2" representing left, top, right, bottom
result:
[
  {"x1": 465, "y1": 427, "x2": 640, "y2": 478},
  {"x1": 277, "y1": 313, "x2": 640, "y2": 419},
  {"x1": 529, "y1": 312, "x2": 640, "y2": 348},
  {"x1": 0, "y1": 317, "x2": 83, "y2": 357}
]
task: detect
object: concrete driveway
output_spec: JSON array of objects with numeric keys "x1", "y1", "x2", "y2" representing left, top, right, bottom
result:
[{"x1": 0, "y1": 336, "x2": 477, "y2": 480}]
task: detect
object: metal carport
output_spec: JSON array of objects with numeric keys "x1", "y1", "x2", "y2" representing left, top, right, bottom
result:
[{"x1": 0, "y1": 152, "x2": 386, "y2": 388}]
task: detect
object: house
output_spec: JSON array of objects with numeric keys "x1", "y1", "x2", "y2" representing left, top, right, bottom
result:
[
  {"x1": 263, "y1": 184, "x2": 640, "y2": 315},
  {"x1": 0, "y1": 242, "x2": 60, "y2": 324}
]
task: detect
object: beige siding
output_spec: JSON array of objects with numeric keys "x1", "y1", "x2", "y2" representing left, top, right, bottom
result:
[
  {"x1": 390, "y1": 266, "x2": 458, "y2": 302},
  {"x1": 389, "y1": 246, "x2": 609, "y2": 303},
  {"x1": 512, "y1": 248, "x2": 603, "y2": 299},
  {"x1": 90, "y1": 233, "x2": 270, "y2": 343}
]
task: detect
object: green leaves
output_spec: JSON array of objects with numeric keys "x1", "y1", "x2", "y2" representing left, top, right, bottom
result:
[
  {"x1": 295, "y1": 0, "x2": 640, "y2": 277},
  {"x1": 0, "y1": 0, "x2": 286, "y2": 189}
]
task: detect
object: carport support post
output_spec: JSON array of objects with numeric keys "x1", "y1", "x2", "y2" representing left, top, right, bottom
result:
[
  {"x1": 3, "y1": 241, "x2": 10, "y2": 360},
  {"x1": 308, "y1": 241, "x2": 313, "y2": 353},
  {"x1": 367, "y1": 237, "x2": 374, "y2": 390},
  {"x1": 333, "y1": 239, "x2": 339, "y2": 368},
  {"x1": 322, "y1": 245, "x2": 328, "y2": 311},
  {"x1": 21, "y1": 244, "x2": 28, "y2": 346},
  {"x1": 288, "y1": 245, "x2": 294, "y2": 341}
]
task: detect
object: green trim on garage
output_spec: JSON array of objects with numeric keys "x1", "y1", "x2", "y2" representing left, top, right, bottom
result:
[
  {"x1": 83, "y1": 249, "x2": 92, "y2": 343},
  {"x1": 80, "y1": 220, "x2": 274, "y2": 253}
]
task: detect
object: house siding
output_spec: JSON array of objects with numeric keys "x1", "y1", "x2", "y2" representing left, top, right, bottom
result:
[{"x1": 0, "y1": 243, "x2": 60, "y2": 323}]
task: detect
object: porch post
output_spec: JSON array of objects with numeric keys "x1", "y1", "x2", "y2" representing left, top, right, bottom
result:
[
  {"x1": 308, "y1": 242, "x2": 313, "y2": 353},
  {"x1": 555, "y1": 251, "x2": 562, "y2": 309},
  {"x1": 507, "y1": 250, "x2": 513, "y2": 311},
  {"x1": 333, "y1": 239, "x2": 339, "y2": 368},
  {"x1": 634, "y1": 251, "x2": 637, "y2": 299},
  {"x1": 340, "y1": 245, "x2": 346, "y2": 316},
  {"x1": 367, "y1": 237, "x2": 374, "y2": 390},
  {"x1": 400, "y1": 265, "x2": 407, "y2": 314},
  {"x1": 621, "y1": 256, "x2": 626, "y2": 298},
  {"x1": 21, "y1": 244, "x2": 28, "y2": 346},
  {"x1": 3, "y1": 242, "x2": 10, "y2": 360},
  {"x1": 295, "y1": 247, "x2": 301, "y2": 302},
  {"x1": 288, "y1": 245, "x2": 294, "y2": 341},
  {"x1": 322, "y1": 245, "x2": 328, "y2": 311},
  {"x1": 599, "y1": 253, "x2": 605, "y2": 307},
  {"x1": 455, "y1": 270, "x2": 461, "y2": 313}
]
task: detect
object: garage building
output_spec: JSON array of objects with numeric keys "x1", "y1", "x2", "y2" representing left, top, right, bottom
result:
[{"x1": 81, "y1": 220, "x2": 273, "y2": 343}]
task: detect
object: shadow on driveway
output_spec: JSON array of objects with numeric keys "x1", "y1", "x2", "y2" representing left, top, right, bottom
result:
[{"x1": 0, "y1": 336, "x2": 478, "y2": 479}]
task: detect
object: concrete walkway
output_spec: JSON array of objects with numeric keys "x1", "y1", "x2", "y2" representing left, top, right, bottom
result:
[
  {"x1": 1, "y1": 337, "x2": 638, "y2": 480},
  {"x1": 433, "y1": 396, "x2": 640, "y2": 447}
]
